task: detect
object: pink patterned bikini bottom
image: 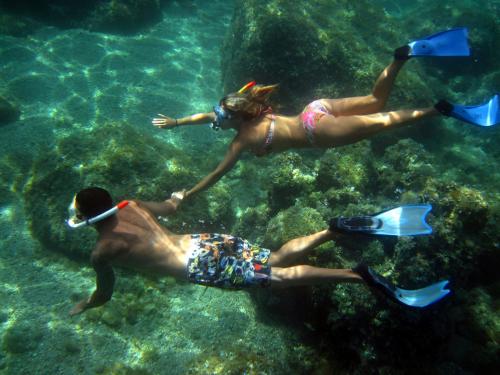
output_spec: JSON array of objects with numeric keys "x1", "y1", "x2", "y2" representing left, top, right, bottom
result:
[{"x1": 300, "y1": 100, "x2": 332, "y2": 144}]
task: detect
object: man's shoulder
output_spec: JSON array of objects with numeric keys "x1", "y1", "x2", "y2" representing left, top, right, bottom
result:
[{"x1": 92, "y1": 238, "x2": 128, "y2": 261}]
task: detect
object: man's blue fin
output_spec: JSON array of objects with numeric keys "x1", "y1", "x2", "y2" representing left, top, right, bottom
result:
[
  {"x1": 408, "y1": 27, "x2": 470, "y2": 57},
  {"x1": 395, "y1": 281, "x2": 451, "y2": 308},
  {"x1": 330, "y1": 204, "x2": 432, "y2": 236},
  {"x1": 450, "y1": 94, "x2": 500, "y2": 127},
  {"x1": 354, "y1": 264, "x2": 451, "y2": 308}
]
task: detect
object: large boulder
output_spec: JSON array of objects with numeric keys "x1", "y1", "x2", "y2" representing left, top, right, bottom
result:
[{"x1": 221, "y1": 0, "x2": 421, "y2": 112}]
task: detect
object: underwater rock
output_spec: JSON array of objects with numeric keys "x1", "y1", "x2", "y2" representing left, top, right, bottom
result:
[
  {"x1": 232, "y1": 204, "x2": 269, "y2": 243},
  {"x1": 316, "y1": 142, "x2": 372, "y2": 193},
  {"x1": 2, "y1": 321, "x2": 44, "y2": 354},
  {"x1": 267, "y1": 152, "x2": 316, "y2": 213},
  {"x1": 0, "y1": 97, "x2": 20, "y2": 126},
  {"x1": 101, "y1": 310, "x2": 122, "y2": 329},
  {"x1": 222, "y1": 1, "x2": 411, "y2": 111},
  {"x1": 88, "y1": 0, "x2": 164, "y2": 35},
  {"x1": 0, "y1": 0, "x2": 168, "y2": 35},
  {"x1": 375, "y1": 138, "x2": 435, "y2": 198},
  {"x1": 263, "y1": 205, "x2": 325, "y2": 249}
]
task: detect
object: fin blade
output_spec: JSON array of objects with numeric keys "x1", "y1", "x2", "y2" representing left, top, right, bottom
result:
[
  {"x1": 373, "y1": 204, "x2": 432, "y2": 236},
  {"x1": 409, "y1": 27, "x2": 470, "y2": 57},
  {"x1": 450, "y1": 94, "x2": 500, "y2": 127},
  {"x1": 395, "y1": 281, "x2": 450, "y2": 308}
]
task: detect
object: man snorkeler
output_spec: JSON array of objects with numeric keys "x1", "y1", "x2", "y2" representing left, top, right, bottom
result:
[{"x1": 68, "y1": 187, "x2": 449, "y2": 315}]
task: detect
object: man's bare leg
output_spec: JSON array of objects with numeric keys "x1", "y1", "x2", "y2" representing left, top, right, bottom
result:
[
  {"x1": 269, "y1": 229, "x2": 337, "y2": 268},
  {"x1": 271, "y1": 265, "x2": 363, "y2": 288}
]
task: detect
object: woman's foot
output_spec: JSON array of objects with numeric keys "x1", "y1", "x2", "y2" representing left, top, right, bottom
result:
[
  {"x1": 434, "y1": 99, "x2": 453, "y2": 116},
  {"x1": 394, "y1": 45, "x2": 411, "y2": 60}
]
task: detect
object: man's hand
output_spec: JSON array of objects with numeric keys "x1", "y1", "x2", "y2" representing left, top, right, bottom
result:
[
  {"x1": 69, "y1": 299, "x2": 89, "y2": 316},
  {"x1": 152, "y1": 114, "x2": 177, "y2": 129},
  {"x1": 168, "y1": 190, "x2": 186, "y2": 211}
]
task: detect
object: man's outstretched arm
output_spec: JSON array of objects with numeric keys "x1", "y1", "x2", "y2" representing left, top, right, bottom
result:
[
  {"x1": 138, "y1": 191, "x2": 185, "y2": 217},
  {"x1": 70, "y1": 252, "x2": 115, "y2": 316}
]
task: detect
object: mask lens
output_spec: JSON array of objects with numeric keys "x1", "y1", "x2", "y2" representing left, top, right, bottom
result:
[
  {"x1": 67, "y1": 197, "x2": 82, "y2": 224},
  {"x1": 212, "y1": 105, "x2": 229, "y2": 130}
]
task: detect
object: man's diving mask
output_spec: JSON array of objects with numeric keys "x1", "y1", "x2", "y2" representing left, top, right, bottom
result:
[
  {"x1": 67, "y1": 196, "x2": 83, "y2": 227},
  {"x1": 212, "y1": 105, "x2": 232, "y2": 130}
]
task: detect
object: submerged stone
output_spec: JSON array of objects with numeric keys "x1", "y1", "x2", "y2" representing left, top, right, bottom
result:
[
  {"x1": 0, "y1": 97, "x2": 20, "y2": 126},
  {"x1": 2, "y1": 321, "x2": 44, "y2": 354}
]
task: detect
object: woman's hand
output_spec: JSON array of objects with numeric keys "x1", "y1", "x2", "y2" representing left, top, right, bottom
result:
[
  {"x1": 152, "y1": 114, "x2": 177, "y2": 129},
  {"x1": 171, "y1": 190, "x2": 186, "y2": 202}
]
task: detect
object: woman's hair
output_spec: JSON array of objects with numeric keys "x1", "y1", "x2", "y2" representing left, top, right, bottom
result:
[
  {"x1": 76, "y1": 187, "x2": 113, "y2": 218},
  {"x1": 221, "y1": 83, "x2": 279, "y2": 120}
]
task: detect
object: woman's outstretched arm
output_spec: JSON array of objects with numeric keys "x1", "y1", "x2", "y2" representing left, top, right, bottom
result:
[
  {"x1": 185, "y1": 136, "x2": 246, "y2": 199},
  {"x1": 152, "y1": 112, "x2": 216, "y2": 129}
]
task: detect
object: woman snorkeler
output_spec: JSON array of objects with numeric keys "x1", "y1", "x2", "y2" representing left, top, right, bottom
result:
[{"x1": 152, "y1": 29, "x2": 498, "y2": 199}]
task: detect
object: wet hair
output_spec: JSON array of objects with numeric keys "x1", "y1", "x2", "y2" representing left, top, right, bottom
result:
[
  {"x1": 221, "y1": 84, "x2": 278, "y2": 120},
  {"x1": 75, "y1": 187, "x2": 113, "y2": 218}
]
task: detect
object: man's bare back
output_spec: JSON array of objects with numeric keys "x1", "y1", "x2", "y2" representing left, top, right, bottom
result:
[
  {"x1": 97, "y1": 200, "x2": 191, "y2": 278},
  {"x1": 69, "y1": 190, "x2": 187, "y2": 316}
]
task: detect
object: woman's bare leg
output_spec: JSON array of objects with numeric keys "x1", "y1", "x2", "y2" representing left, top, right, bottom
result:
[
  {"x1": 269, "y1": 230, "x2": 338, "y2": 267},
  {"x1": 322, "y1": 60, "x2": 406, "y2": 116},
  {"x1": 314, "y1": 107, "x2": 439, "y2": 147},
  {"x1": 271, "y1": 265, "x2": 363, "y2": 288}
]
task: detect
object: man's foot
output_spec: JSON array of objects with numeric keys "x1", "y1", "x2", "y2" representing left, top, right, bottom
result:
[
  {"x1": 329, "y1": 218, "x2": 340, "y2": 232},
  {"x1": 434, "y1": 99, "x2": 454, "y2": 116},
  {"x1": 394, "y1": 45, "x2": 411, "y2": 61},
  {"x1": 352, "y1": 263, "x2": 397, "y2": 297}
]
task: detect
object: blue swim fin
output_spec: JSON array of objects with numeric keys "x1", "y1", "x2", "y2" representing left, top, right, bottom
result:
[
  {"x1": 450, "y1": 94, "x2": 500, "y2": 127},
  {"x1": 353, "y1": 264, "x2": 451, "y2": 308},
  {"x1": 395, "y1": 28, "x2": 470, "y2": 59},
  {"x1": 330, "y1": 204, "x2": 432, "y2": 236},
  {"x1": 395, "y1": 281, "x2": 451, "y2": 308},
  {"x1": 409, "y1": 27, "x2": 470, "y2": 57}
]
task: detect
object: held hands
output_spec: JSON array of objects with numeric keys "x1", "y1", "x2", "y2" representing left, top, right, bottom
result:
[
  {"x1": 168, "y1": 190, "x2": 186, "y2": 211},
  {"x1": 152, "y1": 114, "x2": 178, "y2": 129},
  {"x1": 171, "y1": 190, "x2": 186, "y2": 201}
]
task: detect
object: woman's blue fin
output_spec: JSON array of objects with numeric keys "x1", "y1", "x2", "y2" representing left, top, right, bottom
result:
[
  {"x1": 450, "y1": 94, "x2": 500, "y2": 127},
  {"x1": 408, "y1": 27, "x2": 470, "y2": 57}
]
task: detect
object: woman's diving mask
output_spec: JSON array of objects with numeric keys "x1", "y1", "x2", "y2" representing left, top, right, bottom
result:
[{"x1": 211, "y1": 105, "x2": 232, "y2": 130}]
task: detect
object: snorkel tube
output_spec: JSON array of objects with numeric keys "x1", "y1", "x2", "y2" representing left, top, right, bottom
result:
[
  {"x1": 238, "y1": 81, "x2": 256, "y2": 94},
  {"x1": 66, "y1": 200, "x2": 129, "y2": 229}
]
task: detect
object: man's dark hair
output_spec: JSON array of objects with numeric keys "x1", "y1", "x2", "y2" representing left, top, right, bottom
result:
[{"x1": 75, "y1": 187, "x2": 113, "y2": 218}]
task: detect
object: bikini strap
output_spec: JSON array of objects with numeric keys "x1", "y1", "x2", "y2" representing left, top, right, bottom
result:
[{"x1": 263, "y1": 114, "x2": 275, "y2": 148}]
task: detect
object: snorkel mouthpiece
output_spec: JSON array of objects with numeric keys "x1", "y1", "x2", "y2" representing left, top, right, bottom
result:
[{"x1": 66, "y1": 199, "x2": 129, "y2": 229}]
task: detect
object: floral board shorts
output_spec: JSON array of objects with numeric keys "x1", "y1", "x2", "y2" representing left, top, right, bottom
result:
[{"x1": 187, "y1": 233, "x2": 272, "y2": 289}]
